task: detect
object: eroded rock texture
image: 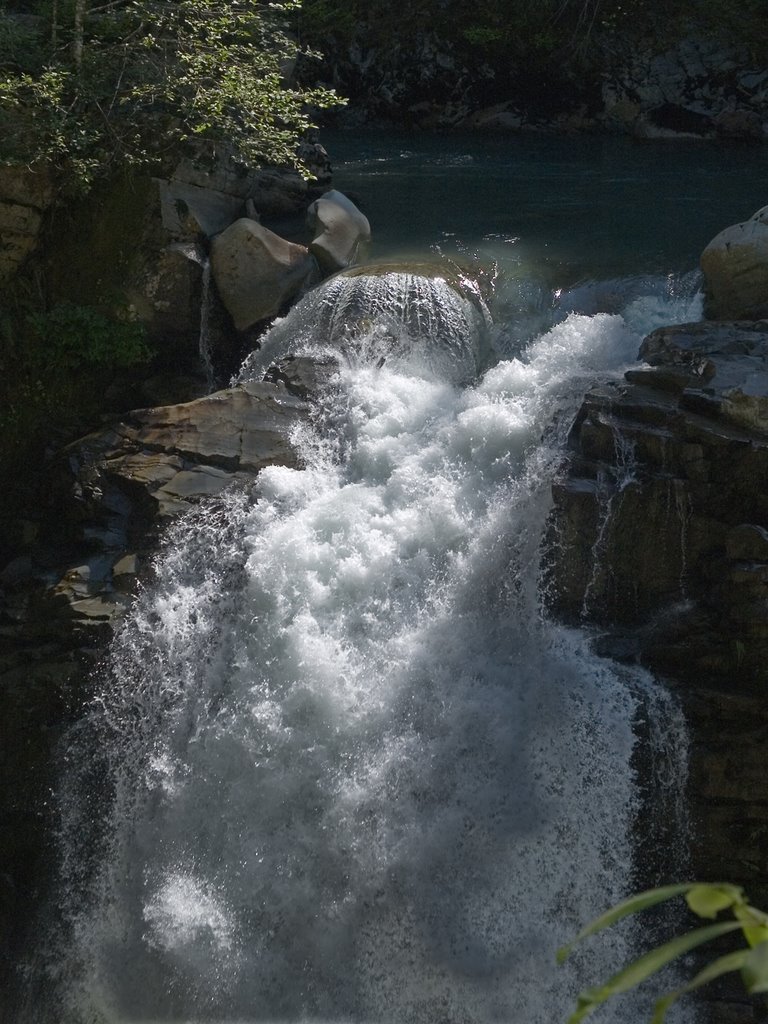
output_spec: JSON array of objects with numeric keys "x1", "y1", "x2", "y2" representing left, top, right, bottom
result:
[{"x1": 549, "y1": 320, "x2": 768, "y2": 1007}]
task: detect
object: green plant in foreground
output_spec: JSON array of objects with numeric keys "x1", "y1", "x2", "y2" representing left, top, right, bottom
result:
[{"x1": 559, "y1": 882, "x2": 768, "y2": 1023}]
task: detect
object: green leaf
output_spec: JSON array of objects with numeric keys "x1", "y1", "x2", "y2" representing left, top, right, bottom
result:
[
  {"x1": 650, "y1": 949, "x2": 750, "y2": 1024},
  {"x1": 567, "y1": 920, "x2": 744, "y2": 1024},
  {"x1": 686, "y1": 883, "x2": 745, "y2": 919},
  {"x1": 557, "y1": 883, "x2": 698, "y2": 964},
  {"x1": 735, "y1": 905, "x2": 768, "y2": 948},
  {"x1": 742, "y1": 940, "x2": 768, "y2": 993}
]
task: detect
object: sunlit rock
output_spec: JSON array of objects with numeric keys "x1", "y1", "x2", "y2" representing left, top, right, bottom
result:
[
  {"x1": 210, "y1": 218, "x2": 316, "y2": 330},
  {"x1": 307, "y1": 189, "x2": 371, "y2": 274},
  {"x1": 701, "y1": 206, "x2": 768, "y2": 320}
]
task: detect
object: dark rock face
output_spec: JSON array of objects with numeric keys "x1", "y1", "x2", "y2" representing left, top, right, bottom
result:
[
  {"x1": 601, "y1": 37, "x2": 768, "y2": 141},
  {"x1": 550, "y1": 320, "x2": 768, "y2": 674},
  {"x1": 548, "y1": 320, "x2": 768, "y2": 1021},
  {"x1": 316, "y1": 28, "x2": 767, "y2": 140},
  {"x1": 0, "y1": 165, "x2": 54, "y2": 280}
]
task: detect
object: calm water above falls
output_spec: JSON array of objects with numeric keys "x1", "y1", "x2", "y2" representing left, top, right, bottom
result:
[
  {"x1": 24, "y1": 134, "x2": 739, "y2": 1024},
  {"x1": 324, "y1": 130, "x2": 768, "y2": 279}
]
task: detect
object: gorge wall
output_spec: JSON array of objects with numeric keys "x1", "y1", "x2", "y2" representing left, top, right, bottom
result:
[
  {"x1": 548, "y1": 319, "x2": 768, "y2": 1022},
  {"x1": 300, "y1": 4, "x2": 768, "y2": 142}
]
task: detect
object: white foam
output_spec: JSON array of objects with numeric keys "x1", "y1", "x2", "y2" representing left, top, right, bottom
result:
[{"x1": 38, "y1": 282, "x2": 695, "y2": 1024}]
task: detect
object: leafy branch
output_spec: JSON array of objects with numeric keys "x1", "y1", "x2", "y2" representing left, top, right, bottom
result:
[
  {"x1": 0, "y1": 0, "x2": 343, "y2": 189},
  {"x1": 559, "y1": 882, "x2": 768, "y2": 1023}
]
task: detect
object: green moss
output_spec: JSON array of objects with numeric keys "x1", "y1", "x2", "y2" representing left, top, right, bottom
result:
[
  {"x1": 44, "y1": 172, "x2": 157, "y2": 311},
  {"x1": 0, "y1": 281, "x2": 154, "y2": 552}
]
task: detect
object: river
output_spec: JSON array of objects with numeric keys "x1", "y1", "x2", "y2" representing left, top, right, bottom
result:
[{"x1": 23, "y1": 131, "x2": 768, "y2": 1024}]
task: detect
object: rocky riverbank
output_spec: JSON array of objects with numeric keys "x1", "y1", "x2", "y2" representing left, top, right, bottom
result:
[
  {"x1": 548, "y1": 293, "x2": 768, "y2": 1019},
  {"x1": 3, "y1": 146, "x2": 768, "y2": 1022},
  {"x1": 308, "y1": 29, "x2": 768, "y2": 142}
]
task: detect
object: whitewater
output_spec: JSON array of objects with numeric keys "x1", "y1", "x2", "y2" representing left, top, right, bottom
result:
[{"x1": 26, "y1": 270, "x2": 700, "y2": 1024}]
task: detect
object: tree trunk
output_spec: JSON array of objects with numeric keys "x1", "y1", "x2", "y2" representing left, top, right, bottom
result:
[{"x1": 72, "y1": 0, "x2": 87, "y2": 69}]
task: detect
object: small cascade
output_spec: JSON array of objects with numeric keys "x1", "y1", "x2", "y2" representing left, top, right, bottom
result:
[
  {"x1": 671, "y1": 479, "x2": 692, "y2": 598},
  {"x1": 239, "y1": 269, "x2": 492, "y2": 385},
  {"x1": 581, "y1": 425, "x2": 638, "y2": 620},
  {"x1": 198, "y1": 258, "x2": 216, "y2": 392},
  {"x1": 170, "y1": 242, "x2": 216, "y2": 391}
]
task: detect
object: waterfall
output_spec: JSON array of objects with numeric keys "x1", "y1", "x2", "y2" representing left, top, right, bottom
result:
[
  {"x1": 199, "y1": 258, "x2": 216, "y2": 393},
  {"x1": 170, "y1": 242, "x2": 216, "y2": 391},
  {"x1": 238, "y1": 270, "x2": 493, "y2": 386},
  {"x1": 28, "y1": 273, "x2": 695, "y2": 1024}
]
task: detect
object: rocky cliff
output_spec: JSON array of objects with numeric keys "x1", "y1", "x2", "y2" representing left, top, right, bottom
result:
[
  {"x1": 548, "y1": 320, "x2": 768, "y2": 1021},
  {"x1": 307, "y1": 25, "x2": 768, "y2": 141}
]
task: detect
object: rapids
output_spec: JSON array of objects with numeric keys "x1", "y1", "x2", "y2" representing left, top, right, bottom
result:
[{"x1": 24, "y1": 268, "x2": 699, "y2": 1024}]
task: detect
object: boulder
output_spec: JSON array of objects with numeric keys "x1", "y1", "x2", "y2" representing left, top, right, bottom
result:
[
  {"x1": 210, "y1": 218, "x2": 316, "y2": 331},
  {"x1": 71, "y1": 379, "x2": 310, "y2": 518},
  {"x1": 701, "y1": 207, "x2": 768, "y2": 320},
  {"x1": 306, "y1": 189, "x2": 371, "y2": 274},
  {"x1": 713, "y1": 109, "x2": 766, "y2": 140}
]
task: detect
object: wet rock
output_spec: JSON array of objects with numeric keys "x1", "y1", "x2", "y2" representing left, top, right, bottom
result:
[
  {"x1": 264, "y1": 355, "x2": 340, "y2": 400},
  {"x1": 714, "y1": 109, "x2": 766, "y2": 140},
  {"x1": 459, "y1": 103, "x2": 524, "y2": 131},
  {"x1": 701, "y1": 207, "x2": 768, "y2": 320},
  {"x1": 0, "y1": 379, "x2": 310, "y2": 662},
  {"x1": 549, "y1": 317, "x2": 768, "y2": 687},
  {"x1": 69, "y1": 380, "x2": 310, "y2": 518},
  {"x1": 306, "y1": 189, "x2": 371, "y2": 274},
  {"x1": 210, "y1": 218, "x2": 317, "y2": 331}
]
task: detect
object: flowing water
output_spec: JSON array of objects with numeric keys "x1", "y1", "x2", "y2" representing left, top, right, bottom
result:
[{"x1": 23, "y1": 132, "x2": 745, "y2": 1024}]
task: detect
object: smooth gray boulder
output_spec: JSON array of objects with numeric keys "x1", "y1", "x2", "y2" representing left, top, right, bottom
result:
[
  {"x1": 306, "y1": 189, "x2": 371, "y2": 274},
  {"x1": 701, "y1": 206, "x2": 768, "y2": 320},
  {"x1": 210, "y1": 218, "x2": 316, "y2": 330}
]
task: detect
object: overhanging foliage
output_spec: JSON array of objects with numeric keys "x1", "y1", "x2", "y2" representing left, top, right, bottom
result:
[{"x1": 0, "y1": 0, "x2": 342, "y2": 188}]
